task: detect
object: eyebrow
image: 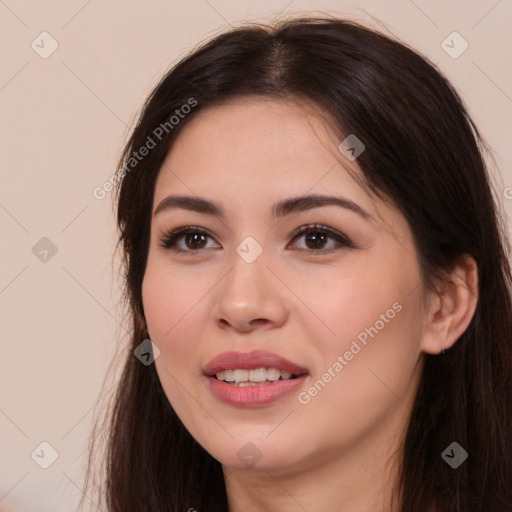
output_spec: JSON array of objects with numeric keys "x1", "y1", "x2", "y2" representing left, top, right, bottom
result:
[{"x1": 153, "y1": 194, "x2": 372, "y2": 221}]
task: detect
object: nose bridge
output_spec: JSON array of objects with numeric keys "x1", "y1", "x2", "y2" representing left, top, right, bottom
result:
[
  {"x1": 221, "y1": 239, "x2": 271, "y2": 310},
  {"x1": 212, "y1": 237, "x2": 287, "y2": 330}
]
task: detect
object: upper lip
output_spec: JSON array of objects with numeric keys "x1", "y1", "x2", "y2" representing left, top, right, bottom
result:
[{"x1": 203, "y1": 350, "x2": 309, "y2": 377}]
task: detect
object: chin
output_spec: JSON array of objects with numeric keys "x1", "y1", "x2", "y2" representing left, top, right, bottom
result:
[{"x1": 200, "y1": 434, "x2": 303, "y2": 473}]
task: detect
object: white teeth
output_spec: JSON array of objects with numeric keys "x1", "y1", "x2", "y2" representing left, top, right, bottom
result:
[
  {"x1": 248, "y1": 368, "x2": 268, "y2": 382},
  {"x1": 224, "y1": 369, "x2": 235, "y2": 382},
  {"x1": 267, "y1": 368, "x2": 281, "y2": 381},
  {"x1": 233, "y1": 369, "x2": 249, "y2": 383},
  {"x1": 215, "y1": 370, "x2": 236, "y2": 381},
  {"x1": 215, "y1": 367, "x2": 297, "y2": 384}
]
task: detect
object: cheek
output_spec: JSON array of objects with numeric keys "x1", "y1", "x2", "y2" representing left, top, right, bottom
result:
[
  {"x1": 141, "y1": 264, "x2": 209, "y2": 417},
  {"x1": 304, "y1": 262, "x2": 423, "y2": 394},
  {"x1": 142, "y1": 258, "x2": 206, "y2": 341},
  {"x1": 293, "y1": 283, "x2": 422, "y2": 448},
  {"x1": 142, "y1": 267, "x2": 172, "y2": 341},
  {"x1": 305, "y1": 270, "x2": 401, "y2": 353},
  {"x1": 141, "y1": 260, "x2": 214, "y2": 379}
]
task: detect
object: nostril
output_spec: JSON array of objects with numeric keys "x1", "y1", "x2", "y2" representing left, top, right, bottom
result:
[{"x1": 250, "y1": 319, "x2": 268, "y2": 326}]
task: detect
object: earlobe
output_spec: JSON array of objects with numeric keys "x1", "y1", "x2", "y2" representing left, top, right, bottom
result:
[{"x1": 420, "y1": 253, "x2": 479, "y2": 355}]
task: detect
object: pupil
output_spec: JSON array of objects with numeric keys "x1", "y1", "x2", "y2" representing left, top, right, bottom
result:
[
  {"x1": 186, "y1": 233, "x2": 206, "y2": 249},
  {"x1": 306, "y1": 232, "x2": 326, "y2": 249}
]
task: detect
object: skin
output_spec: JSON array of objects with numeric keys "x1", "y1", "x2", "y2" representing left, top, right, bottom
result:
[{"x1": 141, "y1": 97, "x2": 478, "y2": 512}]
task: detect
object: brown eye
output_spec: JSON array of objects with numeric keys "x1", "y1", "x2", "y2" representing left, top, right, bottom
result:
[
  {"x1": 183, "y1": 232, "x2": 208, "y2": 250},
  {"x1": 303, "y1": 231, "x2": 329, "y2": 250},
  {"x1": 289, "y1": 224, "x2": 354, "y2": 254},
  {"x1": 159, "y1": 226, "x2": 219, "y2": 253},
  {"x1": 159, "y1": 223, "x2": 354, "y2": 255}
]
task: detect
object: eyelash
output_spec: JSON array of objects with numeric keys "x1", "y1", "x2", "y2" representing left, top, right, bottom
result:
[{"x1": 158, "y1": 223, "x2": 355, "y2": 256}]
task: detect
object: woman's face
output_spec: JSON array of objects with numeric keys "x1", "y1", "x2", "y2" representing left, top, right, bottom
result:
[{"x1": 142, "y1": 97, "x2": 428, "y2": 475}]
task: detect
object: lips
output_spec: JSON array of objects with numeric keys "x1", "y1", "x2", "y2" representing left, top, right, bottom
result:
[
  {"x1": 203, "y1": 350, "x2": 309, "y2": 377},
  {"x1": 203, "y1": 350, "x2": 309, "y2": 407}
]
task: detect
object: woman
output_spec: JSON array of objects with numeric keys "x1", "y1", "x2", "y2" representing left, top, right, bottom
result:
[{"x1": 82, "y1": 16, "x2": 512, "y2": 512}]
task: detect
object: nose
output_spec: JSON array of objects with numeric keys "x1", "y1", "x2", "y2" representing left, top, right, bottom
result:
[{"x1": 212, "y1": 248, "x2": 288, "y2": 333}]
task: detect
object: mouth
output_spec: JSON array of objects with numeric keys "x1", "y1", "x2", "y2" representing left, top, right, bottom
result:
[
  {"x1": 213, "y1": 367, "x2": 303, "y2": 386},
  {"x1": 203, "y1": 350, "x2": 309, "y2": 407}
]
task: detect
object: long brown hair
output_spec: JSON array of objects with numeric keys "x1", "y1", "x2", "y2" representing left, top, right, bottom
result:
[{"x1": 81, "y1": 16, "x2": 512, "y2": 512}]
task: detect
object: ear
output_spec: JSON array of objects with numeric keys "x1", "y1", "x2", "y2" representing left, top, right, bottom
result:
[{"x1": 420, "y1": 253, "x2": 479, "y2": 355}]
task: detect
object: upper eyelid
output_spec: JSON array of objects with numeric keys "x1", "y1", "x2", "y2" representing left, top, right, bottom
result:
[
  {"x1": 159, "y1": 224, "x2": 353, "y2": 250},
  {"x1": 160, "y1": 224, "x2": 342, "y2": 241}
]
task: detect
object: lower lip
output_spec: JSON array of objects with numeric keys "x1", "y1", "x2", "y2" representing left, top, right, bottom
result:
[{"x1": 206, "y1": 375, "x2": 308, "y2": 407}]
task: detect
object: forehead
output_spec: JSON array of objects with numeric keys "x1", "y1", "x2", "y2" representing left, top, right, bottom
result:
[{"x1": 154, "y1": 97, "x2": 370, "y2": 205}]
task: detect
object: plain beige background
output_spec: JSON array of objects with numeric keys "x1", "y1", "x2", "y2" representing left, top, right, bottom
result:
[{"x1": 1, "y1": 1, "x2": 511, "y2": 510}]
